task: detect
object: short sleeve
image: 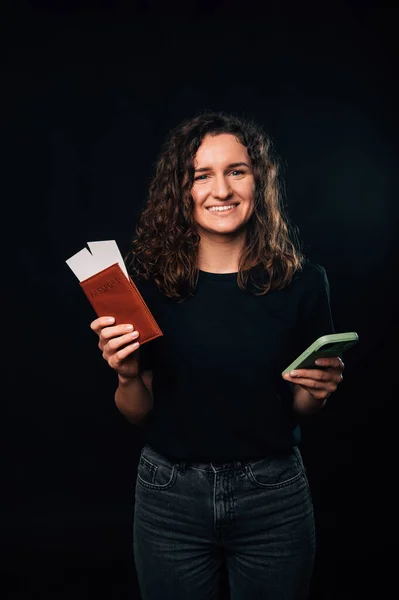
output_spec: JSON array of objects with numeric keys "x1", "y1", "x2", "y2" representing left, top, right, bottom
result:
[{"x1": 298, "y1": 264, "x2": 336, "y2": 352}]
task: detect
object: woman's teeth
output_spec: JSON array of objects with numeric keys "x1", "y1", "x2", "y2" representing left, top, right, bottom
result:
[{"x1": 207, "y1": 204, "x2": 237, "y2": 212}]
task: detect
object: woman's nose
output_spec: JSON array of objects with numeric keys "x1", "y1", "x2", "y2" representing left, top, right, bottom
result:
[{"x1": 212, "y1": 176, "x2": 232, "y2": 199}]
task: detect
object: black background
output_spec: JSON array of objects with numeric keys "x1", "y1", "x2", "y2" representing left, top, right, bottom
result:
[{"x1": 2, "y1": 1, "x2": 398, "y2": 598}]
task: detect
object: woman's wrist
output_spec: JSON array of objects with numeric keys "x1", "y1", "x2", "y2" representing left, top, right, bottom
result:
[
  {"x1": 117, "y1": 372, "x2": 142, "y2": 387},
  {"x1": 292, "y1": 384, "x2": 328, "y2": 415}
]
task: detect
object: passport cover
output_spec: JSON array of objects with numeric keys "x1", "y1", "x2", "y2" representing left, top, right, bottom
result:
[{"x1": 79, "y1": 262, "x2": 163, "y2": 345}]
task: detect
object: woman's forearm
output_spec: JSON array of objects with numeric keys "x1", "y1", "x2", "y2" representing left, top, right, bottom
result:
[
  {"x1": 114, "y1": 374, "x2": 154, "y2": 425},
  {"x1": 292, "y1": 384, "x2": 328, "y2": 416}
]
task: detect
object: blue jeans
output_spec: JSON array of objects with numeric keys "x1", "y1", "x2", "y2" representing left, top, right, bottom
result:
[{"x1": 133, "y1": 444, "x2": 315, "y2": 600}]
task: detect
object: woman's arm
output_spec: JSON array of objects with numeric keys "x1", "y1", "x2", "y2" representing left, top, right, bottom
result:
[
  {"x1": 114, "y1": 370, "x2": 154, "y2": 426},
  {"x1": 292, "y1": 384, "x2": 328, "y2": 415}
]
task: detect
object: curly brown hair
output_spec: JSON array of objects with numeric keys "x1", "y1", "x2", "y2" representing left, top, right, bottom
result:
[{"x1": 125, "y1": 110, "x2": 305, "y2": 302}]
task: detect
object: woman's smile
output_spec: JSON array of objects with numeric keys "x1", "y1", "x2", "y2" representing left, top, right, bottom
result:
[{"x1": 206, "y1": 203, "x2": 239, "y2": 215}]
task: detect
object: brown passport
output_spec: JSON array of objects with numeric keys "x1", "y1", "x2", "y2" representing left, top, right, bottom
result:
[{"x1": 79, "y1": 262, "x2": 163, "y2": 345}]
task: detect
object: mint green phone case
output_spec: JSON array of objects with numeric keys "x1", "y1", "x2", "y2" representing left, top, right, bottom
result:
[{"x1": 282, "y1": 332, "x2": 359, "y2": 375}]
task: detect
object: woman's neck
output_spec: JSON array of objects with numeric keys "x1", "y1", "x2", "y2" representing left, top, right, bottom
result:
[{"x1": 197, "y1": 234, "x2": 244, "y2": 274}]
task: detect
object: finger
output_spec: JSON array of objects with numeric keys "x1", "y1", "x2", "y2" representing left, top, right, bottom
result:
[
  {"x1": 287, "y1": 377, "x2": 338, "y2": 393},
  {"x1": 314, "y1": 356, "x2": 345, "y2": 370},
  {"x1": 90, "y1": 316, "x2": 115, "y2": 333},
  {"x1": 109, "y1": 341, "x2": 140, "y2": 366},
  {"x1": 284, "y1": 370, "x2": 342, "y2": 385},
  {"x1": 311, "y1": 366, "x2": 344, "y2": 384},
  {"x1": 100, "y1": 323, "x2": 135, "y2": 342},
  {"x1": 284, "y1": 368, "x2": 331, "y2": 382},
  {"x1": 107, "y1": 330, "x2": 140, "y2": 351}
]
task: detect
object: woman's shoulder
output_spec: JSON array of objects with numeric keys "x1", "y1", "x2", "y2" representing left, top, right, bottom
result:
[
  {"x1": 291, "y1": 259, "x2": 328, "y2": 290},
  {"x1": 301, "y1": 259, "x2": 327, "y2": 278}
]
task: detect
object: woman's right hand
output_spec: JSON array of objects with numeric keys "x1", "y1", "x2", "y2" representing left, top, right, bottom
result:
[{"x1": 90, "y1": 316, "x2": 141, "y2": 379}]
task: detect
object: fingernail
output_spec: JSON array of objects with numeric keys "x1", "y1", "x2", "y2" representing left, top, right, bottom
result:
[
  {"x1": 290, "y1": 370, "x2": 298, "y2": 377},
  {"x1": 315, "y1": 359, "x2": 323, "y2": 365}
]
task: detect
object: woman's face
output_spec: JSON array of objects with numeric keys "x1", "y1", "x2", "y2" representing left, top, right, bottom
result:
[{"x1": 191, "y1": 133, "x2": 255, "y2": 237}]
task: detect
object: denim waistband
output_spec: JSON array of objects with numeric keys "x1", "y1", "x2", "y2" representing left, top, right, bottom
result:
[{"x1": 141, "y1": 443, "x2": 292, "y2": 473}]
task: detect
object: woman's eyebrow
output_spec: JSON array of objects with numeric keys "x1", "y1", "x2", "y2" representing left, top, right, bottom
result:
[{"x1": 194, "y1": 162, "x2": 250, "y2": 173}]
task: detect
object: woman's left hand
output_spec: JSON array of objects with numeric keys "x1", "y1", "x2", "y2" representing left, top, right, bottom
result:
[{"x1": 283, "y1": 356, "x2": 345, "y2": 402}]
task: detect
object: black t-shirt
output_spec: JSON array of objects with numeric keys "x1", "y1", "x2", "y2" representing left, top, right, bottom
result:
[{"x1": 133, "y1": 260, "x2": 335, "y2": 462}]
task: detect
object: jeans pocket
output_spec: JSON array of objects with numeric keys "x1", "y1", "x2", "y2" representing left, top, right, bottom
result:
[
  {"x1": 137, "y1": 447, "x2": 178, "y2": 490},
  {"x1": 246, "y1": 447, "x2": 304, "y2": 489}
]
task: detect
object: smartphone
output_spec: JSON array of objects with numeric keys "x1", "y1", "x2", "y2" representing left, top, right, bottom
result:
[{"x1": 282, "y1": 332, "x2": 359, "y2": 375}]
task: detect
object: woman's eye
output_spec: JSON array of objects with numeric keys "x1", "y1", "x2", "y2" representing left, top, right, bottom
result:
[{"x1": 194, "y1": 170, "x2": 244, "y2": 181}]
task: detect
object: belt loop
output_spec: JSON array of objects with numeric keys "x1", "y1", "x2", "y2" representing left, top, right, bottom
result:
[
  {"x1": 235, "y1": 460, "x2": 246, "y2": 477},
  {"x1": 178, "y1": 461, "x2": 187, "y2": 473}
]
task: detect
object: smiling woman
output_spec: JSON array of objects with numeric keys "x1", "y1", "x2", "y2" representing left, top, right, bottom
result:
[
  {"x1": 126, "y1": 110, "x2": 304, "y2": 296},
  {"x1": 90, "y1": 110, "x2": 344, "y2": 600},
  {"x1": 191, "y1": 134, "x2": 255, "y2": 264}
]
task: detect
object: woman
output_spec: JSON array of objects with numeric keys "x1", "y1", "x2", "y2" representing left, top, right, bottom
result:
[{"x1": 90, "y1": 111, "x2": 344, "y2": 599}]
